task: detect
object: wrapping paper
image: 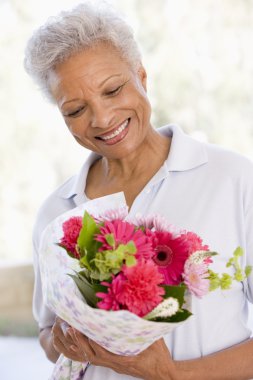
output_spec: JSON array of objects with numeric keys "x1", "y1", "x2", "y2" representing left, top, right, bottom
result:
[{"x1": 39, "y1": 194, "x2": 191, "y2": 378}]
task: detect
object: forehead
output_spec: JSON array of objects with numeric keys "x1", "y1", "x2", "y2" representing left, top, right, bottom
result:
[{"x1": 48, "y1": 43, "x2": 132, "y2": 99}]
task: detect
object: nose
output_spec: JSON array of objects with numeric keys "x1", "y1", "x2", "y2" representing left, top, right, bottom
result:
[{"x1": 90, "y1": 101, "x2": 114, "y2": 129}]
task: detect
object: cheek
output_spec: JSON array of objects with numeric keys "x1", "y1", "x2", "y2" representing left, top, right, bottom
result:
[
  {"x1": 135, "y1": 94, "x2": 151, "y2": 121},
  {"x1": 64, "y1": 119, "x2": 98, "y2": 150},
  {"x1": 64, "y1": 119, "x2": 87, "y2": 137},
  {"x1": 121, "y1": 90, "x2": 151, "y2": 118}
]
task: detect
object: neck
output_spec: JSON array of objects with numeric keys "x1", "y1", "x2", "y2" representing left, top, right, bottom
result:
[{"x1": 99, "y1": 126, "x2": 171, "y2": 181}]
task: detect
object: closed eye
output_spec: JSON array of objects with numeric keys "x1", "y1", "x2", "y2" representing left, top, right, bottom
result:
[
  {"x1": 105, "y1": 85, "x2": 123, "y2": 96},
  {"x1": 65, "y1": 107, "x2": 85, "y2": 118}
]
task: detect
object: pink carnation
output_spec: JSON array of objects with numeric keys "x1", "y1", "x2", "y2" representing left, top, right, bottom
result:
[
  {"x1": 180, "y1": 231, "x2": 209, "y2": 254},
  {"x1": 183, "y1": 261, "x2": 210, "y2": 298},
  {"x1": 60, "y1": 216, "x2": 82, "y2": 259},
  {"x1": 96, "y1": 219, "x2": 154, "y2": 260},
  {"x1": 96, "y1": 261, "x2": 165, "y2": 317},
  {"x1": 118, "y1": 260, "x2": 165, "y2": 317}
]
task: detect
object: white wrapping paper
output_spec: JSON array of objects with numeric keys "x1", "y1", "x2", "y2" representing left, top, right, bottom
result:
[{"x1": 39, "y1": 194, "x2": 191, "y2": 360}]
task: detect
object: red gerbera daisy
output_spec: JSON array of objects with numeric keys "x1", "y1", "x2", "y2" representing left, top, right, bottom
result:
[{"x1": 151, "y1": 231, "x2": 192, "y2": 285}]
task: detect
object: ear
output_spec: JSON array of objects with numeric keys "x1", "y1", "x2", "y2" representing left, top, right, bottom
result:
[{"x1": 137, "y1": 65, "x2": 147, "y2": 91}]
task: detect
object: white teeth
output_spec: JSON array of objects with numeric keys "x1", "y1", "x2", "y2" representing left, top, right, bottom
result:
[{"x1": 100, "y1": 119, "x2": 129, "y2": 141}]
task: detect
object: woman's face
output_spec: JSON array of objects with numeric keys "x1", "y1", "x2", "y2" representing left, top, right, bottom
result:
[{"x1": 48, "y1": 42, "x2": 152, "y2": 160}]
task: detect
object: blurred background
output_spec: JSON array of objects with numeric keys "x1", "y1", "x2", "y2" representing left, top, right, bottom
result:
[{"x1": 0, "y1": 0, "x2": 253, "y2": 378}]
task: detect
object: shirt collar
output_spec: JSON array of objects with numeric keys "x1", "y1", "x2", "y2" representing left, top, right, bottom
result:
[
  {"x1": 58, "y1": 124, "x2": 208, "y2": 200},
  {"x1": 160, "y1": 124, "x2": 208, "y2": 171},
  {"x1": 58, "y1": 152, "x2": 100, "y2": 200}
]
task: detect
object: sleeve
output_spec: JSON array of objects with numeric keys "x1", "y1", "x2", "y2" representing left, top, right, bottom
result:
[
  {"x1": 32, "y1": 233, "x2": 56, "y2": 329},
  {"x1": 30, "y1": 172, "x2": 80, "y2": 329},
  {"x1": 245, "y1": 204, "x2": 253, "y2": 304},
  {"x1": 31, "y1": 194, "x2": 62, "y2": 330}
]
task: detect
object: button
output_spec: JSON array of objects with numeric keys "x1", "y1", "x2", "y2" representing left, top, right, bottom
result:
[{"x1": 135, "y1": 212, "x2": 142, "y2": 218}]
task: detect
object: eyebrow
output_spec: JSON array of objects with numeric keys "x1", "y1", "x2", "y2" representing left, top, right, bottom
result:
[
  {"x1": 62, "y1": 73, "x2": 122, "y2": 106},
  {"x1": 99, "y1": 73, "x2": 122, "y2": 87}
]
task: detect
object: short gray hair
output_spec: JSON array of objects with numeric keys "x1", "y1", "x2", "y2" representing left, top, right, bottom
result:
[{"x1": 24, "y1": 1, "x2": 142, "y2": 102}]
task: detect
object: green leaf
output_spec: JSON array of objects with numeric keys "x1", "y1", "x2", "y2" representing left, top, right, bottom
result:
[
  {"x1": 208, "y1": 270, "x2": 221, "y2": 291},
  {"x1": 226, "y1": 258, "x2": 234, "y2": 268},
  {"x1": 105, "y1": 234, "x2": 116, "y2": 248},
  {"x1": 93, "y1": 282, "x2": 109, "y2": 294},
  {"x1": 68, "y1": 273, "x2": 96, "y2": 307},
  {"x1": 234, "y1": 269, "x2": 244, "y2": 282},
  {"x1": 245, "y1": 266, "x2": 252, "y2": 277},
  {"x1": 162, "y1": 284, "x2": 186, "y2": 308},
  {"x1": 79, "y1": 254, "x2": 91, "y2": 270},
  {"x1": 77, "y1": 211, "x2": 100, "y2": 255},
  {"x1": 90, "y1": 269, "x2": 113, "y2": 281},
  {"x1": 220, "y1": 273, "x2": 232, "y2": 290},
  {"x1": 107, "y1": 249, "x2": 124, "y2": 263},
  {"x1": 125, "y1": 255, "x2": 137, "y2": 267},
  {"x1": 166, "y1": 308, "x2": 192, "y2": 322},
  {"x1": 86, "y1": 240, "x2": 101, "y2": 268},
  {"x1": 125, "y1": 241, "x2": 137, "y2": 254},
  {"x1": 68, "y1": 270, "x2": 107, "y2": 307},
  {"x1": 234, "y1": 246, "x2": 243, "y2": 257}
]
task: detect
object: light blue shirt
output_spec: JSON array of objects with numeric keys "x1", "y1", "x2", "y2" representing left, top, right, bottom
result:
[{"x1": 33, "y1": 125, "x2": 253, "y2": 375}]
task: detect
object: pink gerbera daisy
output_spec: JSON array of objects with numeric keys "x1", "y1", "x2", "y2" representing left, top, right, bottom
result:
[
  {"x1": 183, "y1": 261, "x2": 210, "y2": 298},
  {"x1": 97, "y1": 206, "x2": 129, "y2": 222},
  {"x1": 96, "y1": 219, "x2": 154, "y2": 260},
  {"x1": 59, "y1": 216, "x2": 82, "y2": 259},
  {"x1": 151, "y1": 231, "x2": 192, "y2": 285}
]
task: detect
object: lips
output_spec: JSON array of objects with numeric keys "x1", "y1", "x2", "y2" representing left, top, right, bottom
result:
[{"x1": 95, "y1": 119, "x2": 130, "y2": 145}]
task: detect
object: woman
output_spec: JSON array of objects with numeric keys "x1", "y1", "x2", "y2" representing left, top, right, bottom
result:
[{"x1": 25, "y1": 1, "x2": 253, "y2": 379}]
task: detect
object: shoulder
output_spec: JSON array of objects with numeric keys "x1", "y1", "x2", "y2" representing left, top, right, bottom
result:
[
  {"x1": 204, "y1": 142, "x2": 253, "y2": 178},
  {"x1": 203, "y1": 142, "x2": 253, "y2": 211},
  {"x1": 32, "y1": 175, "x2": 77, "y2": 251},
  {"x1": 32, "y1": 152, "x2": 99, "y2": 251}
]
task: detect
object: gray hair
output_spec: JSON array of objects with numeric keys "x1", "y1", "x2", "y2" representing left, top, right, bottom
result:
[{"x1": 24, "y1": 1, "x2": 142, "y2": 102}]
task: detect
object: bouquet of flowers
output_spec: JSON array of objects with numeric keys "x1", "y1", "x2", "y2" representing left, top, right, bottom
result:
[
  {"x1": 58, "y1": 205, "x2": 250, "y2": 324},
  {"x1": 39, "y1": 195, "x2": 251, "y2": 361}
]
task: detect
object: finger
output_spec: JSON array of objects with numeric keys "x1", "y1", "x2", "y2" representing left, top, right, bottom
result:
[
  {"x1": 88, "y1": 339, "x2": 121, "y2": 365},
  {"x1": 74, "y1": 332, "x2": 96, "y2": 362},
  {"x1": 88, "y1": 339, "x2": 113, "y2": 357},
  {"x1": 54, "y1": 318, "x2": 74, "y2": 342},
  {"x1": 58, "y1": 320, "x2": 74, "y2": 341},
  {"x1": 87, "y1": 339, "x2": 136, "y2": 373},
  {"x1": 60, "y1": 320, "x2": 70, "y2": 336},
  {"x1": 60, "y1": 326, "x2": 92, "y2": 362},
  {"x1": 67, "y1": 329, "x2": 84, "y2": 356},
  {"x1": 53, "y1": 336, "x2": 84, "y2": 362},
  {"x1": 67, "y1": 327, "x2": 79, "y2": 344}
]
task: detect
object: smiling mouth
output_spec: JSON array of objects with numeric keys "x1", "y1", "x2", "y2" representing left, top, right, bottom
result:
[{"x1": 95, "y1": 119, "x2": 130, "y2": 142}]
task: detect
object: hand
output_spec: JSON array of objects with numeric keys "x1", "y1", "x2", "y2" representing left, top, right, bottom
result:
[
  {"x1": 51, "y1": 317, "x2": 88, "y2": 362},
  {"x1": 70, "y1": 329, "x2": 177, "y2": 380}
]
